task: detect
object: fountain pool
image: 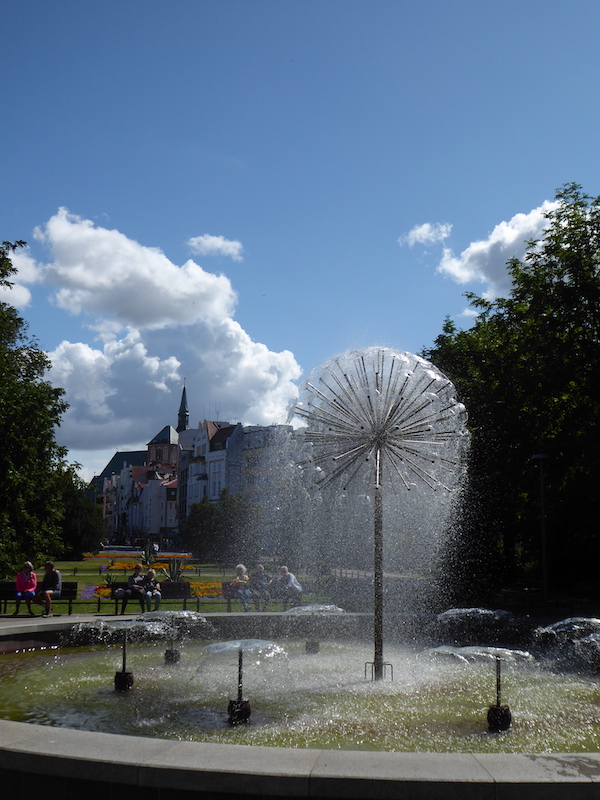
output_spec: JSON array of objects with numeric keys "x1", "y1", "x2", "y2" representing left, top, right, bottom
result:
[{"x1": 2, "y1": 636, "x2": 600, "y2": 753}]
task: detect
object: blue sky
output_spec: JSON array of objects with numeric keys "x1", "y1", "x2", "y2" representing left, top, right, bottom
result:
[{"x1": 2, "y1": 1, "x2": 599, "y2": 480}]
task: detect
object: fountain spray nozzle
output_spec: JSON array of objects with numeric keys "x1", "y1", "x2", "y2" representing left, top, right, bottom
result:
[
  {"x1": 227, "y1": 648, "x2": 251, "y2": 725},
  {"x1": 114, "y1": 629, "x2": 134, "y2": 691},
  {"x1": 487, "y1": 656, "x2": 511, "y2": 732}
]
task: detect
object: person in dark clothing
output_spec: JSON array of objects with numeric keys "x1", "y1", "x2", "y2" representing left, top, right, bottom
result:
[
  {"x1": 35, "y1": 561, "x2": 62, "y2": 617},
  {"x1": 249, "y1": 564, "x2": 271, "y2": 611},
  {"x1": 121, "y1": 564, "x2": 146, "y2": 614}
]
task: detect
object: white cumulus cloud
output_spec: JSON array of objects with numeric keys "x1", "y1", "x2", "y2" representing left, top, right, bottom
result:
[
  {"x1": 399, "y1": 222, "x2": 452, "y2": 247},
  {"x1": 28, "y1": 209, "x2": 301, "y2": 475},
  {"x1": 438, "y1": 200, "x2": 558, "y2": 296},
  {"x1": 0, "y1": 248, "x2": 44, "y2": 308},
  {"x1": 35, "y1": 208, "x2": 237, "y2": 328},
  {"x1": 187, "y1": 233, "x2": 244, "y2": 261}
]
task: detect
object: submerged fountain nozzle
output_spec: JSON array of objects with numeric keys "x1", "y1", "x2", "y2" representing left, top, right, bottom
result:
[
  {"x1": 487, "y1": 704, "x2": 512, "y2": 732},
  {"x1": 165, "y1": 637, "x2": 180, "y2": 664},
  {"x1": 364, "y1": 660, "x2": 393, "y2": 681},
  {"x1": 227, "y1": 697, "x2": 251, "y2": 725},
  {"x1": 165, "y1": 648, "x2": 180, "y2": 664},
  {"x1": 227, "y1": 648, "x2": 251, "y2": 725},
  {"x1": 115, "y1": 630, "x2": 134, "y2": 691},
  {"x1": 115, "y1": 670, "x2": 134, "y2": 691},
  {"x1": 487, "y1": 656, "x2": 511, "y2": 732}
]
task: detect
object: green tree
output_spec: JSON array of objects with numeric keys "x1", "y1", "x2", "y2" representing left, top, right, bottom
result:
[
  {"x1": 181, "y1": 496, "x2": 221, "y2": 560},
  {"x1": 55, "y1": 465, "x2": 106, "y2": 559},
  {"x1": 0, "y1": 242, "x2": 69, "y2": 575},
  {"x1": 424, "y1": 184, "x2": 600, "y2": 601},
  {"x1": 181, "y1": 489, "x2": 255, "y2": 564}
]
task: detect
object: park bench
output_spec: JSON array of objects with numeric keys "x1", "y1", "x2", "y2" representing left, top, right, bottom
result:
[
  {"x1": 221, "y1": 581, "x2": 243, "y2": 612},
  {"x1": 0, "y1": 581, "x2": 79, "y2": 615},
  {"x1": 221, "y1": 581, "x2": 305, "y2": 612},
  {"x1": 107, "y1": 580, "x2": 192, "y2": 614}
]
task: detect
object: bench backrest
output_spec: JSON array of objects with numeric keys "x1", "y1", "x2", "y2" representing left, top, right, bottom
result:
[
  {"x1": 159, "y1": 581, "x2": 190, "y2": 598},
  {"x1": 60, "y1": 582, "x2": 78, "y2": 597},
  {"x1": 0, "y1": 580, "x2": 77, "y2": 597},
  {"x1": 109, "y1": 582, "x2": 130, "y2": 595},
  {"x1": 110, "y1": 580, "x2": 190, "y2": 598}
]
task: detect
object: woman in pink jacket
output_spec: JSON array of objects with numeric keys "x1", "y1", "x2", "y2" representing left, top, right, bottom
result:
[{"x1": 14, "y1": 561, "x2": 37, "y2": 616}]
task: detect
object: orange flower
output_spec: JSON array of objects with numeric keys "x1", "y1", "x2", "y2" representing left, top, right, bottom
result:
[{"x1": 189, "y1": 581, "x2": 222, "y2": 598}]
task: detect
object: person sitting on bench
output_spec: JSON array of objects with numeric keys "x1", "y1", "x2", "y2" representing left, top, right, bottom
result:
[
  {"x1": 143, "y1": 569, "x2": 161, "y2": 612},
  {"x1": 121, "y1": 564, "x2": 146, "y2": 614},
  {"x1": 270, "y1": 565, "x2": 302, "y2": 607},
  {"x1": 249, "y1": 564, "x2": 271, "y2": 611},
  {"x1": 14, "y1": 561, "x2": 37, "y2": 617},
  {"x1": 230, "y1": 563, "x2": 252, "y2": 611},
  {"x1": 35, "y1": 561, "x2": 62, "y2": 618}
]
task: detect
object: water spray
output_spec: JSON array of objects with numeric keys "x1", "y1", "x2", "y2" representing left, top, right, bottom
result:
[{"x1": 294, "y1": 347, "x2": 468, "y2": 680}]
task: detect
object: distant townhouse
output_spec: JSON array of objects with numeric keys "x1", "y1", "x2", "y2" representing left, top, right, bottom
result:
[{"x1": 95, "y1": 386, "x2": 304, "y2": 549}]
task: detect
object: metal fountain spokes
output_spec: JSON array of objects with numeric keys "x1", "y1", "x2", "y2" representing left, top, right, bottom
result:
[{"x1": 294, "y1": 347, "x2": 468, "y2": 492}]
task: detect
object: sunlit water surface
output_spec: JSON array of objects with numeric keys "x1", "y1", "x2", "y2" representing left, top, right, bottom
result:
[{"x1": 1, "y1": 640, "x2": 600, "y2": 753}]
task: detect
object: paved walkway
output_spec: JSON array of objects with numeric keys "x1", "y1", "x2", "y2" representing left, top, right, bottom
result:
[{"x1": 0, "y1": 611, "x2": 120, "y2": 652}]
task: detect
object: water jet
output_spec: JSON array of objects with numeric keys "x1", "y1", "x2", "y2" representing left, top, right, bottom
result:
[{"x1": 293, "y1": 347, "x2": 468, "y2": 679}]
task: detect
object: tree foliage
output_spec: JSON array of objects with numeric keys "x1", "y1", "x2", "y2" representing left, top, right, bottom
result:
[
  {"x1": 181, "y1": 489, "x2": 256, "y2": 565},
  {"x1": 0, "y1": 242, "x2": 81, "y2": 575},
  {"x1": 424, "y1": 184, "x2": 600, "y2": 601},
  {"x1": 55, "y1": 465, "x2": 106, "y2": 559}
]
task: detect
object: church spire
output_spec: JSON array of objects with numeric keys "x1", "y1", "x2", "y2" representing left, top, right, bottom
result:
[{"x1": 177, "y1": 384, "x2": 189, "y2": 433}]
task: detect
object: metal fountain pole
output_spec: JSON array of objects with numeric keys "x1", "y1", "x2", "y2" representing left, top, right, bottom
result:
[
  {"x1": 237, "y1": 647, "x2": 244, "y2": 702},
  {"x1": 373, "y1": 450, "x2": 384, "y2": 681}
]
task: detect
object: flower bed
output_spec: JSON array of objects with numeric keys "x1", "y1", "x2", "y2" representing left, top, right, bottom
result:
[
  {"x1": 101, "y1": 561, "x2": 196, "y2": 572},
  {"x1": 189, "y1": 582, "x2": 222, "y2": 598},
  {"x1": 80, "y1": 585, "x2": 101, "y2": 599},
  {"x1": 82, "y1": 582, "x2": 222, "y2": 601},
  {"x1": 91, "y1": 585, "x2": 112, "y2": 598},
  {"x1": 83, "y1": 553, "x2": 194, "y2": 559}
]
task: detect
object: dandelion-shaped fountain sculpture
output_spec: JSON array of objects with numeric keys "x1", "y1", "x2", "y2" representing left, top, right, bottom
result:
[{"x1": 293, "y1": 347, "x2": 468, "y2": 680}]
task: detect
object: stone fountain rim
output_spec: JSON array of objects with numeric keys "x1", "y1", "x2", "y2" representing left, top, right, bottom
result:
[{"x1": 0, "y1": 617, "x2": 597, "y2": 799}]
